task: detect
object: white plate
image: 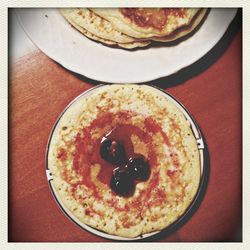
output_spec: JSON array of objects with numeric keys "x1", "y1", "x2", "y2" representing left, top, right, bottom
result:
[
  {"x1": 45, "y1": 84, "x2": 208, "y2": 241},
  {"x1": 16, "y1": 8, "x2": 237, "y2": 84}
]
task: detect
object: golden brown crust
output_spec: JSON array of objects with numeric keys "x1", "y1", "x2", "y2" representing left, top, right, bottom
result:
[
  {"x1": 48, "y1": 84, "x2": 201, "y2": 238},
  {"x1": 151, "y1": 8, "x2": 209, "y2": 42},
  {"x1": 91, "y1": 8, "x2": 202, "y2": 39},
  {"x1": 120, "y1": 8, "x2": 191, "y2": 31}
]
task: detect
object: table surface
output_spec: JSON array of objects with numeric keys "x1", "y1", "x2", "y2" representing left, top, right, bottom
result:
[{"x1": 9, "y1": 10, "x2": 242, "y2": 242}]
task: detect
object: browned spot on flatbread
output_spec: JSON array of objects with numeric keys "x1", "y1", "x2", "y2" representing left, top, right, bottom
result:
[{"x1": 120, "y1": 8, "x2": 187, "y2": 30}]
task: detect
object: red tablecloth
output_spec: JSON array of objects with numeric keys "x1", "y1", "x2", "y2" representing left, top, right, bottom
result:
[{"x1": 9, "y1": 24, "x2": 242, "y2": 242}]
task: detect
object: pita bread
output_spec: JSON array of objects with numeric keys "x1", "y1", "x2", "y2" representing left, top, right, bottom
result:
[
  {"x1": 61, "y1": 8, "x2": 208, "y2": 49},
  {"x1": 48, "y1": 84, "x2": 201, "y2": 238},
  {"x1": 61, "y1": 8, "x2": 150, "y2": 48}
]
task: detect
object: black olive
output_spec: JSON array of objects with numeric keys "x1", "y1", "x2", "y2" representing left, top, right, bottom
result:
[
  {"x1": 100, "y1": 137, "x2": 126, "y2": 165},
  {"x1": 126, "y1": 154, "x2": 151, "y2": 181},
  {"x1": 110, "y1": 168, "x2": 135, "y2": 196}
]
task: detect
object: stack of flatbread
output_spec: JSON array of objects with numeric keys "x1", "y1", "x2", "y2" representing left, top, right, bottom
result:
[{"x1": 61, "y1": 8, "x2": 208, "y2": 49}]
